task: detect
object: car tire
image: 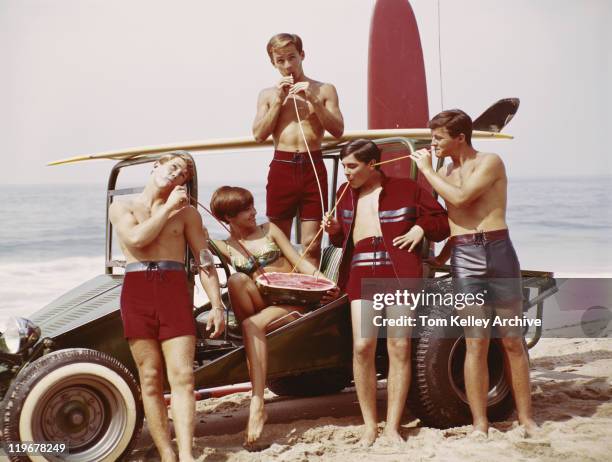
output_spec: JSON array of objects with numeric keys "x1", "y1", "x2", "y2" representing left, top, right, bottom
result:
[
  {"x1": 1, "y1": 348, "x2": 143, "y2": 462},
  {"x1": 409, "y1": 299, "x2": 515, "y2": 429},
  {"x1": 267, "y1": 368, "x2": 352, "y2": 397}
]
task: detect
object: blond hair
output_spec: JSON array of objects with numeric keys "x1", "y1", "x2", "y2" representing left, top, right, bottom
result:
[
  {"x1": 158, "y1": 151, "x2": 195, "y2": 182},
  {"x1": 266, "y1": 33, "x2": 303, "y2": 62}
]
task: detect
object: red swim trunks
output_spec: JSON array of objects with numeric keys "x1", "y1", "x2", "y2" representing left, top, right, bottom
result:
[
  {"x1": 266, "y1": 150, "x2": 328, "y2": 221},
  {"x1": 346, "y1": 237, "x2": 398, "y2": 302},
  {"x1": 120, "y1": 261, "x2": 196, "y2": 340}
]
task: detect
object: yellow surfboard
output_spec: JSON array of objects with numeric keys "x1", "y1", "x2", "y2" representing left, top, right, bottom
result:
[{"x1": 48, "y1": 128, "x2": 512, "y2": 166}]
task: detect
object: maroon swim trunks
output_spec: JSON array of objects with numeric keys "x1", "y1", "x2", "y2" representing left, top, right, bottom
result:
[
  {"x1": 266, "y1": 150, "x2": 328, "y2": 221},
  {"x1": 120, "y1": 261, "x2": 196, "y2": 340},
  {"x1": 346, "y1": 237, "x2": 398, "y2": 302}
]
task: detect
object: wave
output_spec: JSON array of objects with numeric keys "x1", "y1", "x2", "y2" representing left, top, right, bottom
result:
[{"x1": 0, "y1": 256, "x2": 104, "y2": 330}]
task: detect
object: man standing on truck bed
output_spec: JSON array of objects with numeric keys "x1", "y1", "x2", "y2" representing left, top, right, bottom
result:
[
  {"x1": 323, "y1": 139, "x2": 449, "y2": 446},
  {"x1": 109, "y1": 151, "x2": 225, "y2": 462},
  {"x1": 410, "y1": 109, "x2": 538, "y2": 437},
  {"x1": 253, "y1": 32, "x2": 344, "y2": 266}
]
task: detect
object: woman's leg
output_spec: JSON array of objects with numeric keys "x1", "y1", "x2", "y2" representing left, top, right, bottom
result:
[
  {"x1": 242, "y1": 304, "x2": 303, "y2": 445},
  {"x1": 227, "y1": 273, "x2": 266, "y2": 322}
]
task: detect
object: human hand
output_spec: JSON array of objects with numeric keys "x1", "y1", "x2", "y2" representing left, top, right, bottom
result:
[
  {"x1": 392, "y1": 225, "x2": 425, "y2": 251},
  {"x1": 288, "y1": 81, "x2": 313, "y2": 101},
  {"x1": 409, "y1": 148, "x2": 434, "y2": 173},
  {"x1": 321, "y1": 214, "x2": 341, "y2": 235},
  {"x1": 320, "y1": 285, "x2": 341, "y2": 304},
  {"x1": 276, "y1": 75, "x2": 294, "y2": 102},
  {"x1": 167, "y1": 185, "x2": 189, "y2": 211},
  {"x1": 206, "y1": 307, "x2": 226, "y2": 338}
]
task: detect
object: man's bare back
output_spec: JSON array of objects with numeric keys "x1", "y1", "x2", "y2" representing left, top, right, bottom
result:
[{"x1": 439, "y1": 152, "x2": 509, "y2": 236}]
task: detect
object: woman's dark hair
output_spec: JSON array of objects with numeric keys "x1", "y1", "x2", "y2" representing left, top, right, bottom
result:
[{"x1": 210, "y1": 186, "x2": 254, "y2": 224}]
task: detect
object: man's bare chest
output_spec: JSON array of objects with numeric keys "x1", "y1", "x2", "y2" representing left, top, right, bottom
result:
[
  {"x1": 133, "y1": 207, "x2": 184, "y2": 240},
  {"x1": 354, "y1": 190, "x2": 382, "y2": 222},
  {"x1": 279, "y1": 96, "x2": 317, "y2": 122}
]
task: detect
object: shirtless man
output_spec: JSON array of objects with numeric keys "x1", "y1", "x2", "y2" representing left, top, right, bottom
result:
[
  {"x1": 253, "y1": 33, "x2": 344, "y2": 266},
  {"x1": 323, "y1": 140, "x2": 449, "y2": 445},
  {"x1": 109, "y1": 152, "x2": 225, "y2": 462},
  {"x1": 410, "y1": 109, "x2": 538, "y2": 437}
]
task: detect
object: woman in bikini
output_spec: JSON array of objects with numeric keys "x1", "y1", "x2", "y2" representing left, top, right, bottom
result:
[{"x1": 210, "y1": 186, "x2": 339, "y2": 447}]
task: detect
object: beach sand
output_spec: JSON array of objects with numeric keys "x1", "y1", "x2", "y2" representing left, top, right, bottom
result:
[{"x1": 129, "y1": 337, "x2": 612, "y2": 461}]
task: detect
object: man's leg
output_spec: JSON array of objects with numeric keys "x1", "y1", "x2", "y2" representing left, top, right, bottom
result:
[
  {"x1": 500, "y1": 335, "x2": 537, "y2": 433},
  {"x1": 383, "y1": 305, "x2": 412, "y2": 442},
  {"x1": 270, "y1": 217, "x2": 293, "y2": 240},
  {"x1": 129, "y1": 339, "x2": 176, "y2": 462},
  {"x1": 242, "y1": 305, "x2": 302, "y2": 445},
  {"x1": 494, "y1": 302, "x2": 538, "y2": 435},
  {"x1": 351, "y1": 300, "x2": 379, "y2": 446},
  {"x1": 464, "y1": 335, "x2": 491, "y2": 434},
  {"x1": 161, "y1": 335, "x2": 196, "y2": 462},
  {"x1": 300, "y1": 219, "x2": 322, "y2": 267}
]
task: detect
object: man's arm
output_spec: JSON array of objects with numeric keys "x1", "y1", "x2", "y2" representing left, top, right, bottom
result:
[
  {"x1": 109, "y1": 186, "x2": 186, "y2": 248},
  {"x1": 184, "y1": 207, "x2": 225, "y2": 337},
  {"x1": 312, "y1": 84, "x2": 344, "y2": 138},
  {"x1": 289, "y1": 82, "x2": 344, "y2": 138},
  {"x1": 411, "y1": 151, "x2": 504, "y2": 208}
]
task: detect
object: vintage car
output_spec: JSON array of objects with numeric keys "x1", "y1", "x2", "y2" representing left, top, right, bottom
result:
[{"x1": 0, "y1": 128, "x2": 556, "y2": 461}]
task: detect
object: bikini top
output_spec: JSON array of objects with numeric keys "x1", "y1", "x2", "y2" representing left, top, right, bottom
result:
[{"x1": 225, "y1": 226, "x2": 282, "y2": 275}]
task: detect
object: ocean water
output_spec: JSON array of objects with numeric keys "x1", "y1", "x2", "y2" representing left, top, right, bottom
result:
[{"x1": 1, "y1": 177, "x2": 610, "y2": 327}]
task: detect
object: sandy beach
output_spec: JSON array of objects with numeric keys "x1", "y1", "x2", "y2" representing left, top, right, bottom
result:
[{"x1": 129, "y1": 337, "x2": 612, "y2": 462}]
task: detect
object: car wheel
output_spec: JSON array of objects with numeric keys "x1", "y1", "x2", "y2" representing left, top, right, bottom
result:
[
  {"x1": 267, "y1": 368, "x2": 352, "y2": 397},
  {"x1": 2, "y1": 348, "x2": 143, "y2": 461},
  {"x1": 410, "y1": 301, "x2": 514, "y2": 429}
]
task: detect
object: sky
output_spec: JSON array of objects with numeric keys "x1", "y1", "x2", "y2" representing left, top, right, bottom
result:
[{"x1": 1, "y1": 0, "x2": 610, "y2": 185}]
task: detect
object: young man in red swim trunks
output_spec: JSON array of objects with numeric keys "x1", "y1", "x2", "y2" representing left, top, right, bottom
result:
[
  {"x1": 109, "y1": 152, "x2": 225, "y2": 462},
  {"x1": 410, "y1": 109, "x2": 538, "y2": 438},
  {"x1": 253, "y1": 32, "x2": 344, "y2": 266},
  {"x1": 323, "y1": 140, "x2": 449, "y2": 446}
]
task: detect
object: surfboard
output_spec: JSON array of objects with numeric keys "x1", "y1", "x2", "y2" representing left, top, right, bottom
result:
[
  {"x1": 368, "y1": 0, "x2": 429, "y2": 129},
  {"x1": 368, "y1": 0, "x2": 431, "y2": 184},
  {"x1": 48, "y1": 129, "x2": 511, "y2": 166}
]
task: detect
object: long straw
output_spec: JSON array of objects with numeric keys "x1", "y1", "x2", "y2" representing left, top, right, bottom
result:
[
  {"x1": 288, "y1": 144, "x2": 435, "y2": 274},
  {"x1": 290, "y1": 182, "x2": 350, "y2": 273},
  {"x1": 291, "y1": 94, "x2": 326, "y2": 273}
]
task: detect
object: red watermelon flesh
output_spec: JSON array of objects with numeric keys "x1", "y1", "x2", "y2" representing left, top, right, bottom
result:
[{"x1": 256, "y1": 272, "x2": 335, "y2": 291}]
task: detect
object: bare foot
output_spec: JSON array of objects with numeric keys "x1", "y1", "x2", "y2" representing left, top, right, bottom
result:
[
  {"x1": 380, "y1": 428, "x2": 405, "y2": 445},
  {"x1": 472, "y1": 420, "x2": 489, "y2": 435},
  {"x1": 244, "y1": 397, "x2": 268, "y2": 446},
  {"x1": 520, "y1": 419, "x2": 541, "y2": 438},
  {"x1": 468, "y1": 430, "x2": 488, "y2": 441},
  {"x1": 358, "y1": 426, "x2": 378, "y2": 447}
]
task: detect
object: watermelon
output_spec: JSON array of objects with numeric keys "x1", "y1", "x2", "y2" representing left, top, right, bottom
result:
[{"x1": 255, "y1": 272, "x2": 336, "y2": 305}]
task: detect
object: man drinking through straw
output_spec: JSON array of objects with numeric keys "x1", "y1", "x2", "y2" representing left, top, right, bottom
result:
[
  {"x1": 253, "y1": 32, "x2": 344, "y2": 266},
  {"x1": 323, "y1": 139, "x2": 449, "y2": 445},
  {"x1": 410, "y1": 109, "x2": 538, "y2": 438}
]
